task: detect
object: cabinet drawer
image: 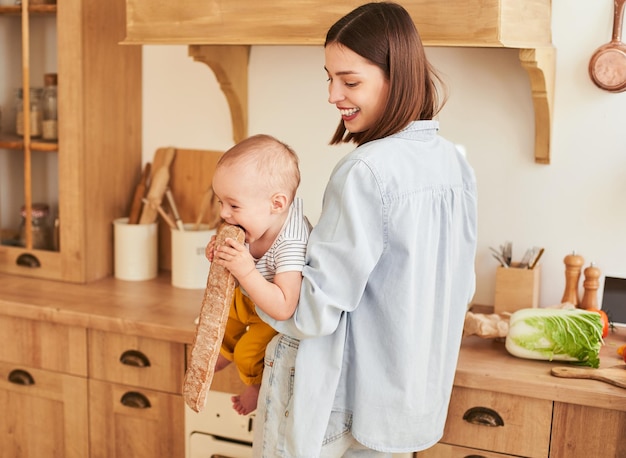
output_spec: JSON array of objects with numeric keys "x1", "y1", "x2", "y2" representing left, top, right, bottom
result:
[
  {"x1": 88, "y1": 330, "x2": 185, "y2": 393},
  {"x1": 0, "y1": 315, "x2": 87, "y2": 376},
  {"x1": 419, "y1": 442, "x2": 517, "y2": 457},
  {"x1": 440, "y1": 386, "x2": 552, "y2": 458}
]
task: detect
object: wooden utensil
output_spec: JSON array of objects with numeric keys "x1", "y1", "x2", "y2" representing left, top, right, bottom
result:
[
  {"x1": 551, "y1": 365, "x2": 626, "y2": 389},
  {"x1": 589, "y1": 0, "x2": 626, "y2": 92},
  {"x1": 165, "y1": 188, "x2": 185, "y2": 231},
  {"x1": 142, "y1": 198, "x2": 177, "y2": 230},
  {"x1": 194, "y1": 187, "x2": 222, "y2": 230},
  {"x1": 139, "y1": 147, "x2": 176, "y2": 224},
  {"x1": 150, "y1": 146, "x2": 176, "y2": 181},
  {"x1": 127, "y1": 162, "x2": 151, "y2": 224}
]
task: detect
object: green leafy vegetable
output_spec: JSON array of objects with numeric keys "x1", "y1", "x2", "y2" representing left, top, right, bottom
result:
[{"x1": 505, "y1": 308, "x2": 604, "y2": 368}]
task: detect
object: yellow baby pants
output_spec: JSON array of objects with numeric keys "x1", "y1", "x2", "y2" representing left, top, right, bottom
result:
[{"x1": 220, "y1": 287, "x2": 277, "y2": 386}]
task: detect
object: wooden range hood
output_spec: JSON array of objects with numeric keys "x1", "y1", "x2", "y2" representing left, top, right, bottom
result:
[{"x1": 124, "y1": 0, "x2": 554, "y2": 164}]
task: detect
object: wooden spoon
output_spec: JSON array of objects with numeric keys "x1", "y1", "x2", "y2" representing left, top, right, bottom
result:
[
  {"x1": 551, "y1": 365, "x2": 626, "y2": 389},
  {"x1": 589, "y1": 0, "x2": 626, "y2": 92},
  {"x1": 127, "y1": 162, "x2": 151, "y2": 224},
  {"x1": 139, "y1": 147, "x2": 176, "y2": 224}
]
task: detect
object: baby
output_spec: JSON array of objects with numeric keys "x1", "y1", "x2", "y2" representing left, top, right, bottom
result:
[{"x1": 207, "y1": 134, "x2": 311, "y2": 414}]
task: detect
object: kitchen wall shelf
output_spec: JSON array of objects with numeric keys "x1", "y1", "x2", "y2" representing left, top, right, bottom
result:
[
  {"x1": 0, "y1": 0, "x2": 142, "y2": 283},
  {"x1": 123, "y1": 0, "x2": 555, "y2": 164}
]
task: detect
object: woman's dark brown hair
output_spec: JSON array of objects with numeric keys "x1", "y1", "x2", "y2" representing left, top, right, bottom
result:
[{"x1": 325, "y1": 2, "x2": 446, "y2": 146}]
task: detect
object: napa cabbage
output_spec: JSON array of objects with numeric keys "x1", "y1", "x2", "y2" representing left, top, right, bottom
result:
[{"x1": 505, "y1": 308, "x2": 604, "y2": 368}]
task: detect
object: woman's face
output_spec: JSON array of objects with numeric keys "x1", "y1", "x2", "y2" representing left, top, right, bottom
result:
[{"x1": 325, "y1": 42, "x2": 389, "y2": 134}]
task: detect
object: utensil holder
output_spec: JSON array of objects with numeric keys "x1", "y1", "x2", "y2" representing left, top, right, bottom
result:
[
  {"x1": 494, "y1": 264, "x2": 541, "y2": 314},
  {"x1": 113, "y1": 217, "x2": 158, "y2": 281},
  {"x1": 171, "y1": 224, "x2": 216, "y2": 289}
]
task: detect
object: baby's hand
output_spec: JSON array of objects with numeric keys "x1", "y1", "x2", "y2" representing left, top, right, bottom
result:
[
  {"x1": 213, "y1": 237, "x2": 255, "y2": 280},
  {"x1": 205, "y1": 235, "x2": 218, "y2": 262}
]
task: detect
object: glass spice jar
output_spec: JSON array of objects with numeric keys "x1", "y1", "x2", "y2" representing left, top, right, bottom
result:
[
  {"x1": 19, "y1": 203, "x2": 53, "y2": 250},
  {"x1": 16, "y1": 87, "x2": 43, "y2": 138},
  {"x1": 42, "y1": 73, "x2": 58, "y2": 140}
]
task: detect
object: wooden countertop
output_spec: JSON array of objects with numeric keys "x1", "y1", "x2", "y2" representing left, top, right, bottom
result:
[
  {"x1": 0, "y1": 272, "x2": 200, "y2": 343},
  {"x1": 1, "y1": 272, "x2": 625, "y2": 410},
  {"x1": 457, "y1": 334, "x2": 626, "y2": 412}
]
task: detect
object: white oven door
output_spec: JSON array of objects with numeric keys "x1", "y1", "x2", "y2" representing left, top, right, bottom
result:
[{"x1": 189, "y1": 431, "x2": 253, "y2": 458}]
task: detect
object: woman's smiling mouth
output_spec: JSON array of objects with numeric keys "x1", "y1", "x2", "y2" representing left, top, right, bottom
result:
[{"x1": 340, "y1": 107, "x2": 360, "y2": 120}]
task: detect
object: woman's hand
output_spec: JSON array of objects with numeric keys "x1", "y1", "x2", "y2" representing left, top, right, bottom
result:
[{"x1": 213, "y1": 237, "x2": 256, "y2": 281}]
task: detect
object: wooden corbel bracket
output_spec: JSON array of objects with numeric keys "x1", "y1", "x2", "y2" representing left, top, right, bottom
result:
[
  {"x1": 188, "y1": 44, "x2": 251, "y2": 144},
  {"x1": 519, "y1": 46, "x2": 556, "y2": 164}
]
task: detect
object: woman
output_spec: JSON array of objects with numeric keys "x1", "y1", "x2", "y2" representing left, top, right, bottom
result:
[{"x1": 254, "y1": 3, "x2": 478, "y2": 456}]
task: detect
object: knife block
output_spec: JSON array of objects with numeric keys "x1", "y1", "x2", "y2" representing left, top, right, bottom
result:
[{"x1": 494, "y1": 264, "x2": 541, "y2": 314}]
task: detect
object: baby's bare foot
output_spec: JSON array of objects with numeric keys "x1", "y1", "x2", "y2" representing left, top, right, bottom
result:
[{"x1": 231, "y1": 384, "x2": 260, "y2": 415}]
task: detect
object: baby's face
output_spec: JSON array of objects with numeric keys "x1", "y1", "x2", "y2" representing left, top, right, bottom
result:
[{"x1": 212, "y1": 165, "x2": 274, "y2": 244}]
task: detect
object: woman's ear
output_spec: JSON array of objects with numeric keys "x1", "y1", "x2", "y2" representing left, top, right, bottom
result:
[{"x1": 271, "y1": 193, "x2": 289, "y2": 213}]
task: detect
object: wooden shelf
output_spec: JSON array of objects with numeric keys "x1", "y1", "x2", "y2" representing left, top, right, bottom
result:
[
  {"x1": 0, "y1": 133, "x2": 58, "y2": 152},
  {"x1": 0, "y1": 5, "x2": 56, "y2": 15},
  {"x1": 123, "y1": 0, "x2": 555, "y2": 163}
]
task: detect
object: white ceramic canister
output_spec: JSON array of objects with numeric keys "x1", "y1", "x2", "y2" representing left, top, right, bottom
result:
[
  {"x1": 171, "y1": 224, "x2": 215, "y2": 289},
  {"x1": 113, "y1": 217, "x2": 158, "y2": 281}
]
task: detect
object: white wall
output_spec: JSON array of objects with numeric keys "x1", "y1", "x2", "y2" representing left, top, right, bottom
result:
[{"x1": 142, "y1": 0, "x2": 626, "y2": 308}]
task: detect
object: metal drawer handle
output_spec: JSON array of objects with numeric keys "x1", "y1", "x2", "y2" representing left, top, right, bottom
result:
[
  {"x1": 16, "y1": 253, "x2": 41, "y2": 268},
  {"x1": 8, "y1": 369, "x2": 35, "y2": 386},
  {"x1": 462, "y1": 406, "x2": 504, "y2": 427},
  {"x1": 120, "y1": 391, "x2": 151, "y2": 409},
  {"x1": 119, "y1": 349, "x2": 151, "y2": 368}
]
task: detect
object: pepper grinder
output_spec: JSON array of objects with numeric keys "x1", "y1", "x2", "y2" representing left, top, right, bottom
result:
[
  {"x1": 581, "y1": 262, "x2": 601, "y2": 310},
  {"x1": 561, "y1": 251, "x2": 584, "y2": 306}
]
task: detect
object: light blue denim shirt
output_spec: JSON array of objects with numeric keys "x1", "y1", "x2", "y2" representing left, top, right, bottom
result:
[{"x1": 258, "y1": 120, "x2": 477, "y2": 455}]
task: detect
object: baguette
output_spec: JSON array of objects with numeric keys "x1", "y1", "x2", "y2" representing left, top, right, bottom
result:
[{"x1": 183, "y1": 223, "x2": 245, "y2": 412}]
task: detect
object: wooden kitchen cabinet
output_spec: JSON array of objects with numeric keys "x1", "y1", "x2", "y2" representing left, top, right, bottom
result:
[
  {"x1": 87, "y1": 330, "x2": 185, "y2": 458},
  {"x1": 0, "y1": 310, "x2": 187, "y2": 458},
  {"x1": 2, "y1": 277, "x2": 625, "y2": 458},
  {"x1": 0, "y1": 316, "x2": 89, "y2": 458},
  {"x1": 417, "y1": 334, "x2": 626, "y2": 458},
  {"x1": 0, "y1": 0, "x2": 141, "y2": 283},
  {"x1": 124, "y1": 0, "x2": 551, "y2": 47}
]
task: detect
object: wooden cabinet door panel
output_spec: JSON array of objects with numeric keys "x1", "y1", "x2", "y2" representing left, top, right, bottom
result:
[
  {"x1": 551, "y1": 402, "x2": 626, "y2": 458},
  {"x1": 0, "y1": 362, "x2": 88, "y2": 458},
  {"x1": 89, "y1": 379, "x2": 184, "y2": 458}
]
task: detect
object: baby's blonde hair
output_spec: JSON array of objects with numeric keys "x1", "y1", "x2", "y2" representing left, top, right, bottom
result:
[{"x1": 216, "y1": 134, "x2": 301, "y2": 201}]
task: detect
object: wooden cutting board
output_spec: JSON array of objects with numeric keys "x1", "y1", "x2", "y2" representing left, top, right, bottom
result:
[
  {"x1": 551, "y1": 365, "x2": 626, "y2": 389},
  {"x1": 151, "y1": 147, "x2": 224, "y2": 270}
]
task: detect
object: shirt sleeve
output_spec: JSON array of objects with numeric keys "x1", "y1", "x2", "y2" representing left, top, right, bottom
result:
[
  {"x1": 259, "y1": 158, "x2": 385, "y2": 338},
  {"x1": 273, "y1": 236, "x2": 308, "y2": 274}
]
